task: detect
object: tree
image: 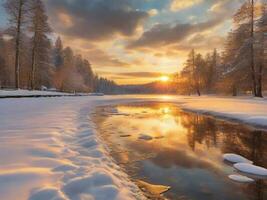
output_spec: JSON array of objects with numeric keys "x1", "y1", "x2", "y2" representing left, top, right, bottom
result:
[
  {"x1": 53, "y1": 36, "x2": 63, "y2": 69},
  {"x1": 29, "y1": 0, "x2": 52, "y2": 89},
  {"x1": 232, "y1": 0, "x2": 264, "y2": 97},
  {"x1": 204, "y1": 49, "x2": 219, "y2": 93},
  {"x1": 182, "y1": 49, "x2": 203, "y2": 96},
  {"x1": 254, "y1": 2, "x2": 267, "y2": 97},
  {"x1": 4, "y1": 0, "x2": 30, "y2": 89}
]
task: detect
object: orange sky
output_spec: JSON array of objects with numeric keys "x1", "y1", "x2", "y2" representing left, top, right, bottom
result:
[{"x1": 0, "y1": 0, "x2": 243, "y2": 84}]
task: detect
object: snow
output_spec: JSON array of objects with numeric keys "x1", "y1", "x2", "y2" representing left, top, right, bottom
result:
[
  {"x1": 0, "y1": 89, "x2": 72, "y2": 97},
  {"x1": 223, "y1": 153, "x2": 253, "y2": 164},
  {"x1": 228, "y1": 175, "x2": 254, "y2": 183},
  {"x1": 234, "y1": 163, "x2": 267, "y2": 176},
  {"x1": 0, "y1": 96, "x2": 146, "y2": 200},
  {"x1": 1, "y1": 94, "x2": 267, "y2": 200},
  {"x1": 0, "y1": 89, "x2": 103, "y2": 98},
  {"x1": 180, "y1": 96, "x2": 267, "y2": 128}
]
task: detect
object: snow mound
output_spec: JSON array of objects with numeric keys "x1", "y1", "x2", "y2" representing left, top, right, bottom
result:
[
  {"x1": 63, "y1": 171, "x2": 118, "y2": 200},
  {"x1": 234, "y1": 163, "x2": 267, "y2": 176},
  {"x1": 138, "y1": 134, "x2": 153, "y2": 141},
  {"x1": 228, "y1": 175, "x2": 254, "y2": 183},
  {"x1": 223, "y1": 153, "x2": 252, "y2": 164},
  {"x1": 29, "y1": 187, "x2": 67, "y2": 200}
]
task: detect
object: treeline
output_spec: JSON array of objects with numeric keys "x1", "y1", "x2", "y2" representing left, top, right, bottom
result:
[
  {"x1": 176, "y1": 0, "x2": 267, "y2": 97},
  {"x1": 0, "y1": 0, "x2": 118, "y2": 94}
]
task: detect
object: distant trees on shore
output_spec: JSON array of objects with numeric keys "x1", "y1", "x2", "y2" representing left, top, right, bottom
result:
[
  {"x1": 176, "y1": 0, "x2": 267, "y2": 97},
  {"x1": 0, "y1": 0, "x2": 118, "y2": 93}
]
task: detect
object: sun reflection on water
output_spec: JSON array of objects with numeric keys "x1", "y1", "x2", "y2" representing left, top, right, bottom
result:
[{"x1": 94, "y1": 102, "x2": 267, "y2": 200}]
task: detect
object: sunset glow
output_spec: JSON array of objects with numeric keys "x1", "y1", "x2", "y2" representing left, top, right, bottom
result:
[
  {"x1": 160, "y1": 76, "x2": 170, "y2": 82},
  {"x1": 0, "y1": 0, "x2": 243, "y2": 84}
]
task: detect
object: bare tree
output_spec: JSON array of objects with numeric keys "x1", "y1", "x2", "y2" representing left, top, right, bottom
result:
[{"x1": 4, "y1": 0, "x2": 30, "y2": 89}]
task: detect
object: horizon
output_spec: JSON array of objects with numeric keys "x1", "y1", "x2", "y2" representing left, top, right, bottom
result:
[{"x1": 0, "y1": 0, "x2": 243, "y2": 84}]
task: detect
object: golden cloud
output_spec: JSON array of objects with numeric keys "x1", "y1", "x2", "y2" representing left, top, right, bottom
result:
[{"x1": 170, "y1": 0, "x2": 203, "y2": 11}]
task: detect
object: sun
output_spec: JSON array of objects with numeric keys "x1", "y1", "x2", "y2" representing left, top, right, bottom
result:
[{"x1": 159, "y1": 76, "x2": 170, "y2": 82}]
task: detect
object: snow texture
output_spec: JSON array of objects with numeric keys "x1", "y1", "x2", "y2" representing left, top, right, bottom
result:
[
  {"x1": 0, "y1": 89, "x2": 72, "y2": 97},
  {"x1": 234, "y1": 163, "x2": 267, "y2": 176},
  {"x1": 1, "y1": 94, "x2": 267, "y2": 200},
  {"x1": 223, "y1": 153, "x2": 253, "y2": 164},
  {"x1": 228, "y1": 175, "x2": 254, "y2": 183}
]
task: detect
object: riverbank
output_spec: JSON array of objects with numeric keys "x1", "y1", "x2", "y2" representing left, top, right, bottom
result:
[{"x1": 0, "y1": 95, "x2": 267, "y2": 200}]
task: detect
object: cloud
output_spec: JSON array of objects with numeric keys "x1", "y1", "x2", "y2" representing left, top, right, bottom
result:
[
  {"x1": 83, "y1": 48, "x2": 131, "y2": 68},
  {"x1": 56, "y1": 34, "x2": 131, "y2": 68},
  {"x1": 117, "y1": 72, "x2": 167, "y2": 78},
  {"x1": 127, "y1": 0, "x2": 242, "y2": 51},
  {"x1": 208, "y1": 0, "x2": 240, "y2": 15},
  {"x1": 127, "y1": 18, "x2": 224, "y2": 49},
  {"x1": 170, "y1": 0, "x2": 203, "y2": 11},
  {"x1": 45, "y1": 0, "x2": 149, "y2": 41},
  {"x1": 148, "y1": 9, "x2": 158, "y2": 16}
]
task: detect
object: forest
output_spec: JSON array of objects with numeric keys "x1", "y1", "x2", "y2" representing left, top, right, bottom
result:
[
  {"x1": 0, "y1": 0, "x2": 267, "y2": 97},
  {"x1": 175, "y1": 1, "x2": 267, "y2": 97},
  {"x1": 0, "y1": 0, "x2": 120, "y2": 94}
]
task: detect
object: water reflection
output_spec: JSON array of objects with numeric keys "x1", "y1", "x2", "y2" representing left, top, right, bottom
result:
[{"x1": 93, "y1": 102, "x2": 267, "y2": 200}]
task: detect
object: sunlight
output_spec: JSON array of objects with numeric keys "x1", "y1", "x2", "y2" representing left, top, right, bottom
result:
[
  {"x1": 159, "y1": 76, "x2": 170, "y2": 82},
  {"x1": 162, "y1": 107, "x2": 170, "y2": 114}
]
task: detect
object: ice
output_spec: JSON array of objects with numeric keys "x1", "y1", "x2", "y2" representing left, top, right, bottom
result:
[
  {"x1": 223, "y1": 153, "x2": 253, "y2": 164},
  {"x1": 228, "y1": 175, "x2": 254, "y2": 183},
  {"x1": 138, "y1": 134, "x2": 153, "y2": 141},
  {"x1": 234, "y1": 163, "x2": 267, "y2": 176}
]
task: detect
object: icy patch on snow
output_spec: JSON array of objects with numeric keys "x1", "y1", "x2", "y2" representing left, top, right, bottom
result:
[
  {"x1": 228, "y1": 175, "x2": 254, "y2": 183},
  {"x1": 223, "y1": 153, "x2": 253, "y2": 164},
  {"x1": 234, "y1": 163, "x2": 267, "y2": 176},
  {"x1": 138, "y1": 134, "x2": 153, "y2": 141}
]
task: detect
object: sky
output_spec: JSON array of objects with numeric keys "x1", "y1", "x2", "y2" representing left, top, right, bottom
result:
[{"x1": 0, "y1": 0, "x2": 243, "y2": 84}]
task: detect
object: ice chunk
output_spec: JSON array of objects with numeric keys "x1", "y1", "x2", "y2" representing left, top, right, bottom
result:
[
  {"x1": 234, "y1": 163, "x2": 267, "y2": 176},
  {"x1": 223, "y1": 153, "x2": 252, "y2": 164},
  {"x1": 228, "y1": 175, "x2": 254, "y2": 183},
  {"x1": 138, "y1": 134, "x2": 153, "y2": 141},
  {"x1": 136, "y1": 180, "x2": 170, "y2": 195}
]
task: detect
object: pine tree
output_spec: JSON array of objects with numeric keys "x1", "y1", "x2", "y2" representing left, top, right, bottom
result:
[
  {"x1": 29, "y1": 0, "x2": 52, "y2": 89},
  {"x1": 53, "y1": 37, "x2": 63, "y2": 69}
]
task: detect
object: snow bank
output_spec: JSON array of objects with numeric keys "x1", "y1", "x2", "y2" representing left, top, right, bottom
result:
[
  {"x1": 0, "y1": 96, "x2": 146, "y2": 200},
  {"x1": 0, "y1": 89, "x2": 72, "y2": 97},
  {"x1": 223, "y1": 153, "x2": 253, "y2": 164},
  {"x1": 0, "y1": 89, "x2": 102, "y2": 98},
  {"x1": 234, "y1": 163, "x2": 267, "y2": 176},
  {"x1": 180, "y1": 96, "x2": 267, "y2": 128},
  {"x1": 228, "y1": 175, "x2": 254, "y2": 183}
]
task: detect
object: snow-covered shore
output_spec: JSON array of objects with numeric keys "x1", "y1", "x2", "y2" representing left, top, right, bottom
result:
[
  {"x1": 0, "y1": 89, "x2": 73, "y2": 97},
  {"x1": 0, "y1": 95, "x2": 267, "y2": 200}
]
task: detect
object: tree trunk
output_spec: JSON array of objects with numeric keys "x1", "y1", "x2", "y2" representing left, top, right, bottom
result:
[
  {"x1": 14, "y1": 0, "x2": 23, "y2": 89},
  {"x1": 196, "y1": 88, "x2": 201, "y2": 96},
  {"x1": 255, "y1": 64, "x2": 263, "y2": 97},
  {"x1": 250, "y1": 0, "x2": 257, "y2": 96},
  {"x1": 30, "y1": 32, "x2": 37, "y2": 90},
  {"x1": 232, "y1": 84, "x2": 237, "y2": 96}
]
